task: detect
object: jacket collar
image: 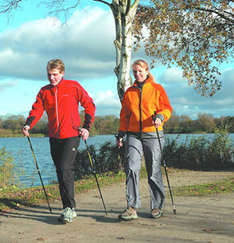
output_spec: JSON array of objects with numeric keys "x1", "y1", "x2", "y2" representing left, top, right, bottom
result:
[
  {"x1": 49, "y1": 78, "x2": 65, "y2": 88},
  {"x1": 133, "y1": 75, "x2": 153, "y2": 88}
]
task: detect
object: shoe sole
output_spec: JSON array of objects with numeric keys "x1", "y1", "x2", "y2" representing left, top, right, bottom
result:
[
  {"x1": 119, "y1": 215, "x2": 138, "y2": 221},
  {"x1": 152, "y1": 212, "x2": 163, "y2": 219},
  {"x1": 62, "y1": 215, "x2": 77, "y2": 224},
  {"x1": 63, "y1": 219, "x2": 72, "y2": 224},
  {"x1": 58, "y1": 214, "x2": 77, "y2": 223}
]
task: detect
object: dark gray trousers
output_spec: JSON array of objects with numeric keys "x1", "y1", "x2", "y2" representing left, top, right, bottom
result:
[
  {"x1": 124, "y1": 132, "x2": 165, "y2": 210},
  {"x1": 49, "y1": 136, "x2": 80, "y2": 209}
]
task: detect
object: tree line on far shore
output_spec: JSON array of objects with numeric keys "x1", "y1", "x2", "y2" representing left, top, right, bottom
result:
[{"x1": 0, "y1": 112, "x2": 233, "y2": 137}]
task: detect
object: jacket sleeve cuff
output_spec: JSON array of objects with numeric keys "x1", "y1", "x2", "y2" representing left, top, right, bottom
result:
[
  {"x1": 117, "y1": 131, "x2": 125, "y2": 139},
  {"x1": 155, "y1": 114, "x2": 164, "y2": 122},
  {"x1": 83, "y1": 113, "x2": 92, "y2": 131},
  {"x1": 24, "y1": 116, "x2": 35, "y2": 127}
]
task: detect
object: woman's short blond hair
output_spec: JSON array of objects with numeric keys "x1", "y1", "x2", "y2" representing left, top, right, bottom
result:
[
  {"x1": 132, "y1": 59, "x2": 149, "y2": 71},
  {"x1": 47, "y1": 59, "x2": 65, "y2": 72}
]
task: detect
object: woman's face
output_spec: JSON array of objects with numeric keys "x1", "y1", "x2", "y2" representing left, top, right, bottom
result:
[{"x1": 132, "y1": 64, "x2": 148, "y2": 83}]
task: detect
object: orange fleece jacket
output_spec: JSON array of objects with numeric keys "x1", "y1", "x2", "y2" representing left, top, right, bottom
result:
[{"x1": 119, "y1": 76, "x2": 172, "y2": 133}]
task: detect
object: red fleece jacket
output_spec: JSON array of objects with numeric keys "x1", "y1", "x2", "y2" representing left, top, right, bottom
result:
[{"x1": 25, "y1": 79, "x2": 95, "y2": 139}]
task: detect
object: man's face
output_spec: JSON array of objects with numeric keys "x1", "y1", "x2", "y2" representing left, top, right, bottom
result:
[
  {"x1": 132, "y1": 64, "x2": 148, "y2": 83},
  {"x1": 47, "y1": 68, "x2": 64, "y2": 86}
]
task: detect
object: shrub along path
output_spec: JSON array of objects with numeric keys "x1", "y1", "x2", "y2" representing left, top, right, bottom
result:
[{"x1": 0, "y1": 170, "x2": 234, "y2": 243}]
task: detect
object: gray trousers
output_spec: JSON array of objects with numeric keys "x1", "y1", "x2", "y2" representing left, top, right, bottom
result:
[{"x1": 124, "y1": 132, "x2": 165, "y2": 210}]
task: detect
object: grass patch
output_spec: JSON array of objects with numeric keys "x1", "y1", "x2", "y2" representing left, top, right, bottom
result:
[
  {"x1": 0, "y1": 184, "x2": 60, "y2": 210},
  {"x1": 0, "y1": 129, "x2": 45, "y2": 137},
  {"x1": 174, "y1": 177, "x2": 234, "y2": 196},
  {"x1": 0, "y1": 171, "x2": 126, "y2": 211},
  {"x1": 1, "y1": 168, "x2": 234, "y2": 211}
]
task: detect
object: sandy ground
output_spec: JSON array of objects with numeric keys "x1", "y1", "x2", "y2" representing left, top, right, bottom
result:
[{"x1": 0, "y1": 170, "x2": 234, "y2": 243}]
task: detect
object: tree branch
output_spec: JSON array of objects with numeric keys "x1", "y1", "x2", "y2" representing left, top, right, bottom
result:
[
  {"x1": 195, "y1": 7, "x2": 234, "y2": 24},
  {"x1": 0, "y1": 0, "x2": 24, "y2": 14},
  {"x1": 93, "y1": 0, "x2": 111, "y2": 7},
  {"x1": 132, "y1": 0, "x2": 140, "y2": 9},
  {"x1": 223, "y1": 9, "x2": 234, "y2": 18},
  {"x1": 126, "y1": 0, "x2": 131, "y2": 14},
  {"x1": 48, "y1": 1, "x2": 80, "y2": 14}
]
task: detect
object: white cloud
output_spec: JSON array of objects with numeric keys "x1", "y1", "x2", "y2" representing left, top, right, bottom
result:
[
  {"x1": 95, "y1": 90, "x2": 118, "y2": 105},
  {"x1": 90, "y1": 90, "x2": 121, "y2": 116},
  {"x1": 0, "y1": 80, "x2": 18, "y2": 91},
  {"x1": 0, "y1": 5, "x2": 233, "y2": 119},
  {"x1": 161, "y1": 67, "x2": 234, "y2": 118},
  {"x1": 173, "y1": 97, "x2": 189, "y2": 104},
  {"x1": 0, "y1": 7, "x2": 115, "y2": 80},
  {"x1": 214, "y1": 98, "x2": 233, "y2": 106},
  {"x1": 161, "y1": 67, "x2": 187, "y2": 84}
]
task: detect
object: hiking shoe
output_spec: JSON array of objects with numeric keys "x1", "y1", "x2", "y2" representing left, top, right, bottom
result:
[
  {"x1": 151, "y1": 208, "x2": 163, "y2": 219},
  {"x1": 58, "y1": 207, "x2": 77, "y2": 223},
  {"x1": 58, "y1": 208, "x2": 68, "y2": 222},
  {"x1": 119, "y1": 207, "x2": 138, "y2": 220}
]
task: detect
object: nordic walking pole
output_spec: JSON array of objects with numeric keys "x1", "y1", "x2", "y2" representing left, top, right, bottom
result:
[
  {"x1": 155, "y1": 128, "x2": 176, "y2": 214},
  {"x1": 27, "y1": 136, "x2": 52, "y2": 214},
  {"x1": 152, "y1": 112, "x2": 176, "y2": 215},
  {"x1": 84, "y1": 140, "x2": 108, "y2": 215}
]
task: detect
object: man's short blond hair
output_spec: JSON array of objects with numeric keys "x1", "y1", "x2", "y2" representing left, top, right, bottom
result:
[{"x1": 47, "y1": 59, "x2": 65, "y2": 72}]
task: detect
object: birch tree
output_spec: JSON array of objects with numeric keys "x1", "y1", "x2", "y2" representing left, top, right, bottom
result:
[{"x1": 134, "y1": 0, "x2": 234, "y2": 96}]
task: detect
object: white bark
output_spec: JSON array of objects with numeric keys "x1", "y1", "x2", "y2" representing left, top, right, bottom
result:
[
  {"x1": 112, "y1": 0, "x2": 139, "y2": 101},
  {"x1": 95, "y1": 0, "x2": 140, "y2": 101}
]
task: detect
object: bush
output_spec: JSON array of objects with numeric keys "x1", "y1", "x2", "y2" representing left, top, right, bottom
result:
[
  {"x1": 73, "y1": 129, "x2": 234, "y2": 180},
  {"x1": 164, "y1": 128, "x2": 234, "y2": 170},
  {"x1": 74, "y1": 142, "x2": 124, "y2": 180},
  {"x1": 0, "y1": 147, "x2": 15, "y2": 187}
]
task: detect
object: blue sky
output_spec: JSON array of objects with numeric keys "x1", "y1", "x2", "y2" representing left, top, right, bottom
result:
[{"x1": 0, "y1": 0, "x2": 233, "y2": 120}]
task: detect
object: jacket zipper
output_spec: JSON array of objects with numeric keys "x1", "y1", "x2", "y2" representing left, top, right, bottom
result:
[
  {"x1": 138, "y1": 87, "x2": 142, "y2": 134},
  {"x1": 55, "y1": 86, "x2": 60, "y2": 137}
]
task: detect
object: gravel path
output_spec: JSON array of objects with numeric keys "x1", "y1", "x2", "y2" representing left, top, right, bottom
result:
[{"x1": 0, "y1": 170, "x2": 234, "y2": 243}]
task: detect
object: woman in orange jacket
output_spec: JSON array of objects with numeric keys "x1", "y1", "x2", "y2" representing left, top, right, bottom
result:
[{"x1": 116, "y1": 59, "x2": 172, "y2": 220}]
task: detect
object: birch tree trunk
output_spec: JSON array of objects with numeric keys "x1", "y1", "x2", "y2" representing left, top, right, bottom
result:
[{"x1": 95, "y1": 0, "x2": 139, "y2": 101}]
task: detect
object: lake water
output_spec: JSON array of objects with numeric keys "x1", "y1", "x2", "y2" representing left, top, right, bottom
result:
[{"x1": 0, "y1": 133, "x2": 233, "y2": 187}]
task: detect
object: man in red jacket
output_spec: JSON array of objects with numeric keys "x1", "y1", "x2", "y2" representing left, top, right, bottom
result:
[{"x1": 22, "y1": 59, "x2": 95, "y2": 224}]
